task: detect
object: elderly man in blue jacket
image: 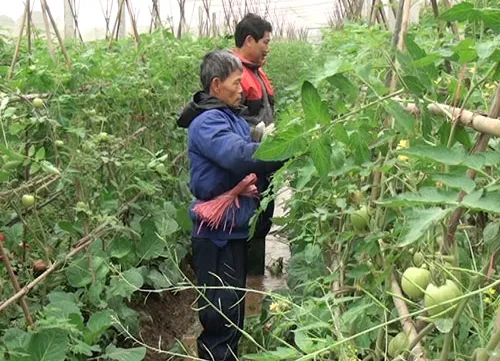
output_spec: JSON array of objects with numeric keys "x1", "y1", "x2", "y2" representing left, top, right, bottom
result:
[{"x1": 177, "y1": 50, "x2": 281, "y2": 361}]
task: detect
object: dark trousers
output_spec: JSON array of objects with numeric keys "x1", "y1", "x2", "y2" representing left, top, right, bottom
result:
[
  {"x1": 192, "y1": 238, "x2": 248, "y2": 361},
  {"x1": 247, "y1": 198, "x2": 274, "y2": 276}
]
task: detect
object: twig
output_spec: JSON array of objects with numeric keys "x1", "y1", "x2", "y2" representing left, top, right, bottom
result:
[{"x1": 0, "y1": 241, "x2": 34, "y2": 326}]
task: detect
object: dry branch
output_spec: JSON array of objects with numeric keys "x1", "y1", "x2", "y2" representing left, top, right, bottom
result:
[
  {"x1": 0, "y1": 242, "x2": 34, "y2": 326},
  {"x1": 0, "y1": 193, "x2": 143, "y2": 314},
  {"x1": 391, "y1": 273, "x2": 427, "y2": 361},
  {"x1": 8, "y1": 2, "x2": 29, "y2": 80}
]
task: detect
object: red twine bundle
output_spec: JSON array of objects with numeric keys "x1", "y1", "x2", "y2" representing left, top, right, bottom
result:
[{"x1": 193, "y1": 173, "x2": 259, "y2": 234}]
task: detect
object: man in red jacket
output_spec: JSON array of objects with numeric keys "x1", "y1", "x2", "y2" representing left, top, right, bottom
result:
[{"x1": 233, "y1": 14, "x2": 275, "y2": 276}]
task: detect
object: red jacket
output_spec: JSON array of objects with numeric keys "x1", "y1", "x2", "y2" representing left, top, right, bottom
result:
[{"x1": 233, "y1": 51, "x2": 274, "y2": 126}]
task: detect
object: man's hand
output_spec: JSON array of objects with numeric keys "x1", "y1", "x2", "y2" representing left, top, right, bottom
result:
[
  {"x1": 252, "y1": 122, "x2": 275, "y2": 142},
  {"x1": 262, "y1": 123, "x2": 275, "y2": 140}
]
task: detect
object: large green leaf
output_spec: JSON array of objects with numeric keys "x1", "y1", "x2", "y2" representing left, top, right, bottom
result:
[
  {"x1": 85, "y1": 310, "x2": 115, "y2": 344},
  {"x1": 398, "y1": 145, "x2": 466, "y2": 165},
  {"x1": 349, "y1": 132, "x2": 371, "y2": 165},
  {"x1": 109, "y1": 268, "x2": 144, "y2": 298},
  {"x1": 462, "y1": 190, "x2": 500, "y2": 214},
  {"x1": 65, "y1": 256, "x2": 108, "y2": 287},
  {"x1": 384, "y1": 100, "x2": 416, "y2": 136},
  {"x1": 378, "y1": 188, "x2": 459, "y2": 207},
  {"x1": 104, "y1": 345, "x2": 146, "y2": 361},
  {"x1": 244, "y1": 347, "x2": 299, "y2": 361},
  {"x1": 396, "y1": 207, "x2": 454, "y2": 247},
  {"x1": 254, "y1": 123, "x2": 308, "y2": 161},
  {"x1": 431, "y1": 174, "x2": 476, "y2": 193},
  {"x1": 27, "y1": 329, "x2": 69, "y2": 361},
  {"x1": 301, "y1": 81, "x2": 331, "y2": 128},
  {"x1": 2, "y1": 328, "x2": 31, "y2": 351},
  {"x1": 309, "y1": 135, "x2": 332, "y2": 178},
  {"x1": 137, "y1": 218, "x2": 167, "y2": 261}
]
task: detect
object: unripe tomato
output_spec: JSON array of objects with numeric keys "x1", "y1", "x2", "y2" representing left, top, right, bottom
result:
[
  {"x1": 33, "y1": 97, "x2": 44, "y2": 109},
  {"x1": 401, "y1": 267, "x2": 430, "y2": 300},
  {"x1": 388, "y1": 332, "x2": 408, "y2": 358},
  {"x1": 424, "y1": 280, "x2": 462, "y2": 317},
  {"x1": 55, "y1": 140, "x2": 64, "y2": 147},
  {"x1": 350, "y1": 206, "x2": 370, "y2": 231},
  {"x1": 22, "y1": 194, "x2": 35, "y2": 207},
  {"x1": 413, "y1": 252, "x2": 424, "y2": 267}
]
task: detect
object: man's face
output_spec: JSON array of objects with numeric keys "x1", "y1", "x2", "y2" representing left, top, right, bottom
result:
[
  {"x1": 248, "y1": 31, "x2": 271, "y2": 65},
  {"x1": 211, "y1": 70, "x2": 243, "y2": 108}
]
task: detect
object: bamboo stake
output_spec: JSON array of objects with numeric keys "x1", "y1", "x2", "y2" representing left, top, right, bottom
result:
[
  {"x1": 444, "y1": 85, "x2": 500, "y2": 253},
  {"x1": 403, "y1": 101, "x2": 500, "y2": 137},
  {"x1": 125, "y1": 0, "x2": 140, "y2": 48},
  {"x1": 40, "y1": 0, "x2": 72, "y2": 68},
  {"x1": 40, "y1": 0, "x2": 56, "y2": 61},
  {"x1": 0, "y1": 193, "x2": 143, "y2": 314},
  {"x1": 0, "y1": 241, "x2": 34, "y2": 326},
  {"x1": 391, "y1": 273, "x2": 427, "y2": 361},
  {"x1": 66, "y1": 0, "x2": 85, "y2": 44},
  {"x1": 27, "y1": 0, "x2": 32, "y2": 65},
  {"x1": 8, "y1": 2, "x2": 29, "y2": 80}
]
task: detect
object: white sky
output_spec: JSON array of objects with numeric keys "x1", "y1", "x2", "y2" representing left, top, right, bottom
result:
[{"x1": 0, "y1": 0, "x2": 336, "y2": 34}]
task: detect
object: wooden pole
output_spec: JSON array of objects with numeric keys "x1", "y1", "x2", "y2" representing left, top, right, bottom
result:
[
  {"x1": 40, "y1": 0, "x2": 72, "y2": 68},
  {"x1": 124, "y1": 0, "x2": 140, "y2": 47},
  {"x1": 8, "y1": 1, "x2": 29, "y2": 80}
]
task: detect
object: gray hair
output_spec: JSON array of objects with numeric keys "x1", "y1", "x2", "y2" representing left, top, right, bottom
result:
[{"x1": 200, "y1": 50, "x2": 243, "y2": 93}]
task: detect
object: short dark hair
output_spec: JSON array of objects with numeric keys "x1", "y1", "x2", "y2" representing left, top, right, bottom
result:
[
  {"x1": 234, "y1": 13, "x2": 272, "y2": 48},
  {"x1": 200, "y1": 50, "x2": 243, "y2": 92}
]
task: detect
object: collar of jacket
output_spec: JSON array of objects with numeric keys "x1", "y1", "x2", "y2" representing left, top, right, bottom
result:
[{"x1": 232, "y1": 50, "x2": 260, "y2": 71}]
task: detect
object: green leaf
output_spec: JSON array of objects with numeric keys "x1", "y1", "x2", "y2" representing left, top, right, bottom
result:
[
  {"x1": 2, "y1": 328, "x2": 31, "y2": 351},
  {"x1": 333, "y1": 123, "x2": 349, "y2": 144},
  {"x1": 440, "y1": 2, "x2": 476, "y2": 22},
  {"x1": 327, "y1": 73, "x2": 357, "y2": 101},
  {"x1": 294, "y1": 330, "x2": 315, "y2": 354},
  {"x1": 384, "y1": 100, "x2": 416, "y2": 136},
  {"x1": 462, "y1": 191, "x2": 500, "y2": 214},
  {"x1": 483, "y1": 222, "x2": 500, "y2": 244},
  {"x1": 410, "y1": 53, "x2": 441, "y2": 67},
  {"x1": 477, "y1": 40, "x2": 499, "y2": 60},
  {"x1": 109, "y1": 268, "x2": 144, "y2": 298},
  {"x1": 301, "y1": 81, "x2": 330, "y2": 128},
  {"x1": 35, "y1": 147, "x2": 45, "y2": 161},
  {"x1": 309, "y1": 135, "x2": 332, "y2": 178},
  {"x1": 85, "y1": 310, "x2": 115, "y2": 344},
  {"x1": 397, "y1": 207, "x2": 453, "y2": 247},
  {"x1": 349, "y1": 133, "x2": 370, "y2": 165},
  {"x1": 244, "y1": 347, "x2": 299, "y2": 361},
  {"x1": 435, "y1": 318, "x2": 454, "y2": 333},
  {"x1": 104, "y1": 345, "x2": 146, "y2": 361},
  {"x1": 109, "y1": 237, "x2": 132, "y2": 259},
  {"x1": 398, "y1": 145, "x2": 466, "y2": 165},
  {"x1": 65, "y1": 257, "x2": 93, "y2": 287},
  {"x1": 431, "y1": 174, "x2": 476, "y2": 193},
  {"x1": 146, "y1": 268, "x2": 172, "y2": 289},
  {"x1": 379, "y1": 188, "x2": 459, "y2": 207},
  {"x1": 27, "y1": 329, "x2": 69, "y2": 361},
  {"x1": 254, "y1": 123, "x2": 307, "y2": 161},
  {"x1": 138, "y1": 219, "x2": 167, "y2": 261}
]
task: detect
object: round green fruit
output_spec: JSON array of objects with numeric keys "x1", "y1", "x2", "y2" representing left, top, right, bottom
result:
[
  {"x1": 413, "y1": 252, "x2": 424, "y2": 267},
  {"x1": 22, "y1": 194, "x2": 35, "y2": 207},
  {"x1": 350, "y1": 206, "x2": 369, "y2": 231},
  {"x1": 55, "y1": 140, "x2": 64, "y2": 147},
  {"x1": 424, "y1": 280, "x2": 462, "y2": 317},
  {"x1": 388, "y1": 332, "x2": 409, "y2": 358},
  {"x1": 401, "y1": 267, "x2": 430, "y2": 300},
  {"x1": 32, "y1": 98, "x2": 44, "y2": 109}
]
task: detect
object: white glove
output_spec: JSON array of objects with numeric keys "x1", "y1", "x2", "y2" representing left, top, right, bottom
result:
[{"x1": 262, "y1": 123, "x2": 275, "y2": 140}]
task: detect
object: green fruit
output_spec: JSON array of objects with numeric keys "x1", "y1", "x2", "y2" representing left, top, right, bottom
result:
[
  {"x1": 55, "y1": 140, "x2": 64, "y2": 147},
  {"x1": 350, "y1": 206, "x2": 369, "y2": 231},
  {"x1": 98, "y1": 132, "x2": 109, "y2": 142},
  {"x1": 401, "y1": 267, "x2": 430, "y2": 300},
  {"x1": 388, "y1": 332, "x2": 408, "y2": 358},
  {"x1": 32, "y1": 98, "x2": 44, "y2": 109},
  {"x1": 22, "y1": 194, "x2": 35, "y2": 207},
  {"x1": 424, "y1": 280, "x2": 462, "y2": 317},
  {"x1": 413, "y1": 252, "x2": 424, "y2": 267}
]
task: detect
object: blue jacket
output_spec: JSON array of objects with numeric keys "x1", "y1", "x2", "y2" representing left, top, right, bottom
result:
[{"x1": 178, "y1": 91, "x2": 282, "y2": 240}]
